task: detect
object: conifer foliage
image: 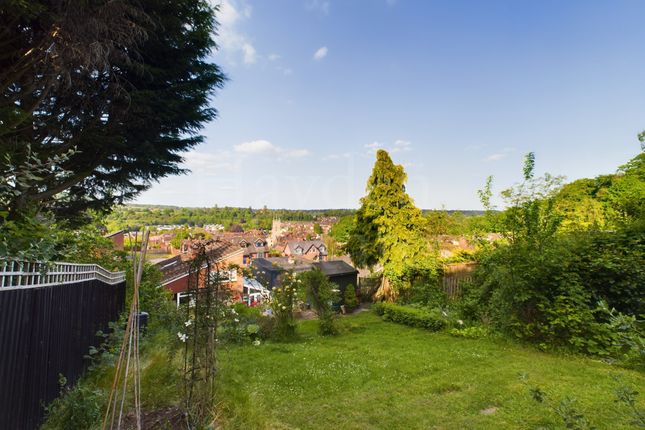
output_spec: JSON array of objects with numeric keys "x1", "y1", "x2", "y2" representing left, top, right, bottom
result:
[
  {"x1": 0, "y1": 0, "x2": 225, "y2": 221},
  {"x1": 347, "y1": 150, "x2": 435, "y2": 301}
]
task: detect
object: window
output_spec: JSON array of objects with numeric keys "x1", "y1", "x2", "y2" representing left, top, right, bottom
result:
[{"x1": 229, "y1": 268, "x2": 238, "y2": 282}]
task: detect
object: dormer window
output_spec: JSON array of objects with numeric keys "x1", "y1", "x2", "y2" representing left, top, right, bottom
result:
[{"x1": 295, "y1": 246, "x2": 303, "y2": 255}]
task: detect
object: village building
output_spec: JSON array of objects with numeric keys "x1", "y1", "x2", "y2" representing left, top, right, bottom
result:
[
  {"x1": 313, "y1": 260, "x2": 359, "y2": 297},
  {"x1": 251, "y1": 257, "x2": 358, "y2": 297},
  {"x1": 269, "y1": 218, "x2": 322, "y2": 248},
  {"x1": 155, "y1": 239, "x2": 244, "y2": 306},
  {"x1": 283, "y1": 240, "x2": 328, "y2": 261},
  {"x1": 213, "y1": 233, "x2": 270, "y2": 265},
  {"x1": 105, "y1": 230, "x2": 125, "y2": 251}
]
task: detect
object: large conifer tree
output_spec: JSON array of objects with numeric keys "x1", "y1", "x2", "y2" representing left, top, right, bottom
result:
[
  {"x1": 0, "y1": 0, "x2": 225, "y2": 222},
  {"x1": 347, "y1": 150, "x2": 433, "y2": 301}
]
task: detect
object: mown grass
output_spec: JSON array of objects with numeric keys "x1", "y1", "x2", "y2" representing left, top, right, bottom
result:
[{"x1": 216, "y1": 311, "x2": 645, "y2": 430}]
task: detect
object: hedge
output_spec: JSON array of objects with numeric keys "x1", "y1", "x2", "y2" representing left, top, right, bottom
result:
[{"x1": 372, "y1": 302, "x2": 446, "y2": 331}]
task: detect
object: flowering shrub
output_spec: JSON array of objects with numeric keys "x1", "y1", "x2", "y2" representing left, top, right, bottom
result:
[{"x1": 270, "y1": 272, "x2": 301, "y2": 340}]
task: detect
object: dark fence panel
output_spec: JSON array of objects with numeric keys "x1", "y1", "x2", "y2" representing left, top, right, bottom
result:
[{"x1": 0, "y1": 279, "x2": 125, "y2": 430}]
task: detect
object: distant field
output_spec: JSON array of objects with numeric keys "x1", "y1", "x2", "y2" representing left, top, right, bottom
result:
[{"x1": 217, "y1": 312, "x2": 645, "y2": 430}]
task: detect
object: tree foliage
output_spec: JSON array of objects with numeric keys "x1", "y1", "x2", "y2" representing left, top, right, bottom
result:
[
  {"x1": 1, "y1": 0, "x2": 225, "y2": 221},
  {"x1": 554, "y1": 152, "x2": 644, "y2": 232},
  {"x1": 347, "y1": 150, "x2": 437, "y2": 301},
  {"x1": 469, "y1": 151, "x2": 644, "y2": 361}
]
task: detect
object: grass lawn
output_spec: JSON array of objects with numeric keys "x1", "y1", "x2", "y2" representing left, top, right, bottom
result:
[{"x1": 216, "y1": 311, "x2": 645, "y2": 429}]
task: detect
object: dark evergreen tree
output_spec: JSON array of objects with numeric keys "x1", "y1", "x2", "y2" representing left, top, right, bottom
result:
[{"x1": 0, "y1": 0, "x2": 225, "y2": 222}]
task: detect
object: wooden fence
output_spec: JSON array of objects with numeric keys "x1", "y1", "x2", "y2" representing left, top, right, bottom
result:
[
  {"x1": 0, "y1": 261, "x2": 126, "y2": 430},
  {"x1": 442, "y1": 262, "x2": 477, "y2": 299},
  {"x1": 358, "y1": 262, "x2": 477, "y2": 301}
]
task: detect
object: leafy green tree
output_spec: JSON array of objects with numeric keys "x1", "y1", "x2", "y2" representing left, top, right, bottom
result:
[
  {"x1": 329, "y1": 215, "x2": 355, "y2": 244},
  {"x1": 501, "y1": 153, "x2": 564, "y2": 250},
  {"x1": 347, "y1": 150, "x2": 437, "y2": 301}
]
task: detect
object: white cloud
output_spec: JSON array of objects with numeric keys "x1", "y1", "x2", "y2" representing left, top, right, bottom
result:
[
  {"x1": 233, "y1": 139, "x2": 310, "y2": 159},
  {"x1": 484, "y1": 147, "x2": 516, "y2": 162},
  {"x1": 242, "y1": 43, "x2": 257, "y2": 64},
  {"x1": 277, "y1": 66, "x2": 293, "y2": 76},
  {"x1": 485, "y1": 153, "x2": 507, "y2": 162},
  {"x1": 306, "y1": 0, "x2": 330, "y2": 15},
  {"x1": 313, "y1": 46, "x2": 328, "y2": 61},
  {"x1": 234, "y1": 139, "x2": 279, "y2": 155},
  {"x1": 365, "y1": 139, "x2": 412, "y2": 155},
  {"x1": 268, "y1": 53, "x2": 281, "y2": 61},
  {"x1": 284, "y1": 149, "x2": 311, "y2": 158},
  {"x1": 391, "y1": 139, "x2": 412, "y2": 153},
  {"x1": 182, "y1": 150, "x2": 239, "y2": 174},
  {"x1": 213, "y1": 0, "x2": 257, "y2": 65}
]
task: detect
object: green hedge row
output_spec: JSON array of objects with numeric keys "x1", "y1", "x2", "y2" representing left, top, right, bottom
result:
[{"x1": 373, "y1": 302, "x2": 446, "y2": 331}]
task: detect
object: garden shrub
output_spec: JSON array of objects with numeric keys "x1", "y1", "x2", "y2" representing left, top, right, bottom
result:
[
  {"x1": 376, "y1": 303, "x2": 446, "y2": 331},
  {"x1": 343, "y1": 284, "x2": 359, "y2": 312},
  {"x1": 270, "y1": 272, "x2": 300, "y2": 341},
  {"x1": 300, "y1": 269, "x2": 338, "y2": 336},
  {"x1": 469, "y1": 153, "x2": 645, "y2": 361},
  {"x1": 256, "y1": 315, "x2": 276, "y2": 340},
  {"x1": 42, "y1": 379, "x2": 106, "y2": 430},
  {"x1": 372, "y1": 301, "x2": 386, "y2": 316},
  {"x1": 448, "y1": 326, "x2": 490, "y2": 339},
  {"x1": 450, "y1": 280, "x2": 488, "y2": 325}
]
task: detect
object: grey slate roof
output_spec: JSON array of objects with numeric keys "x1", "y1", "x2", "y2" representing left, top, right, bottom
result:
[
  {"x1": 286, "y1": 240, "x2": 327, "y2": 255},
  {"x1": 313, "y1": 260, "x2": 358, "y2": 277}
]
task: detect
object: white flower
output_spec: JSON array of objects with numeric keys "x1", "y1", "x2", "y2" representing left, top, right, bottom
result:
[
  {"x1": 184, "y1": 320, "x2": 192, "y2": 327},
  {"x1": 282, "y1": 305, "x2": 287, "y2": 310},
  {"x1": 234, "y1": 318, "x2": 239, "y2": 323},
  {"x1": 457, "y1": 319, "x2": 464, "y2": 326},
  {"x1": 253, "y1": 340, "x2": 261, "y2": 346},
  {"x1": 177, "y1": 332, "x2": 188, "y2": 342},
  {"x1": 442, "y1": 310, "x2": 448, "y2": 317}
]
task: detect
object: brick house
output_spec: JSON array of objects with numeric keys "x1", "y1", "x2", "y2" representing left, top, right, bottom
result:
[
  {"x1": 105, "y1": 230, "x2": 125, "y2": 251},
  {"x1": 156, "y1": 240, "x2": 244, "y2": 306},
  {"x1": 283, "y1": 240, "x2": 328, "y2": 261},
  {"x1": 216, "y1": 232, "x2": 270, "y2": 266}
]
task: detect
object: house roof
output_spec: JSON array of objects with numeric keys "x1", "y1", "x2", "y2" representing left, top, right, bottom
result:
[
  {"x1": 156, "y1": 240, "x2": 242, "y2": 285},
  {"x1": 104, "y1": 230, "x2": 125, "y2": 238},
  {"x1": 214, "y1": 234, "x2": 269, "y2": 256},
  {"x1": 285, "y1": 240, "x2": 327, "y2": 255},
  {"x1": 313, "y1": 260, "x2": 358, "y2": 277},
  {"x1": 252, "y1": 257, "x2": 313, "y2": 273}
]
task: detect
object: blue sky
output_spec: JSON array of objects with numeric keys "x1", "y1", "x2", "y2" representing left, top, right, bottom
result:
[{"x1": 135, "y1": 0, "x2": 645, "y2": 210}]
